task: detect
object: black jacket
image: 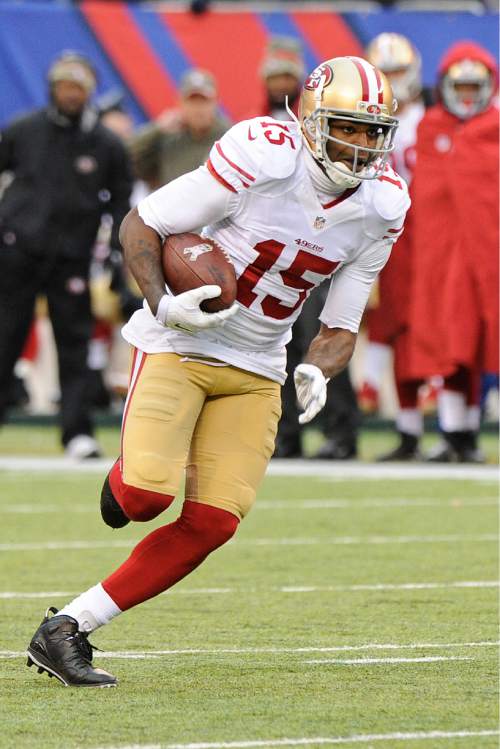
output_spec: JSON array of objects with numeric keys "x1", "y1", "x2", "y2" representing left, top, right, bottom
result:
[{"x1": 0, "y1": 106, "x2": 133, "y2": 260}]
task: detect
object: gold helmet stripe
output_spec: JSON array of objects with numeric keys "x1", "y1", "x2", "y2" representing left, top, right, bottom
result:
[{"x1": 349, "y1": 57, "x2": 384, "y2": 104}]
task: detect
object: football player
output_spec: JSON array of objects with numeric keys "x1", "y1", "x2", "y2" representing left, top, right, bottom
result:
[
  {"x1": 407, "y1": 41, "x2": 498, "y2": 462},
  {"x1": 26, "y1": 56, "x2": 410, "y2": 687},
  {"x1": 359, "y1": 33, "x2": 428, "y2": 460}
]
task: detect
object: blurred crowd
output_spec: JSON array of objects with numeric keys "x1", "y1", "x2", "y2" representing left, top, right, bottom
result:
[{"x1": 0, "y1": 33, "x2": 498, "y2": 461}]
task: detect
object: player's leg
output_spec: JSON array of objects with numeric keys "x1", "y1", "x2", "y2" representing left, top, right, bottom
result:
[
  {"x1": 27, "y1": 353, "x2": 209, "y2": 686},
  {"x1": 427, "y1": 366, "x2": 484, "y2": 462},
  {"x1": 357, "y1": 340, "x2": 391, "y2": 414},
  {"x1": 377, "y1": 378, "x2": 423, "y2": 461},
  {"x1": 313, "y1": 368, "x2": 359, "y2": 460},
  {"x1": 0, "y1": 246, "x2": 38, "y2": 426},
  {"x1": 100, "y1": 365, "x2": 280, "y2": 612},
  {"x1": 101, "y1": 350, "x2": 206, "y2": 526},
  {"x1": 46, "y1": 260, "x2": 99, "y2": 456},
  {"x1": 359, "y1": 291, "x2": 392, "y2": 416},
  {"x1": 184, "y1": 366, "x2": 282, "y2": 518},
  {"x1": 437, "y1": 365, "x2": 483, "y2": 462}
]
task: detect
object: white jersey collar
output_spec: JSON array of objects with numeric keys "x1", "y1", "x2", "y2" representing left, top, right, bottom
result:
[{"x1": 303, "y1": 148, "x2": 346, "y2": 200}]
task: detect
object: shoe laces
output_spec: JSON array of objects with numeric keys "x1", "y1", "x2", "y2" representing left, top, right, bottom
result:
[
  {"x1": 72, "y1": 631, "x2": 95, "y2": 663},
  {"x1": 45, "y1": 605, "x2": 97, "y2": 665}
]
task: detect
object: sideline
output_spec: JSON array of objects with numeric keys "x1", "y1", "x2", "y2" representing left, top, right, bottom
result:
[{"x1": 0, "y1": 456, "x2": 498, "y2": 480}]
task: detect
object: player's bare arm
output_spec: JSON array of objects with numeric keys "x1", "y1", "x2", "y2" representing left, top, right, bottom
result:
[
  {"x1": 304, "y1": 325, "x2": 356, "y2": 379},
  {"x1": 294, "y1": 326, "x2": 356, "y2": 424},
  {"x1": 120, "y1": 205, "x2": 237, "y2": 333},
  {"x1": 119, "y1": 207, "x2": 165, "y2": 316}
]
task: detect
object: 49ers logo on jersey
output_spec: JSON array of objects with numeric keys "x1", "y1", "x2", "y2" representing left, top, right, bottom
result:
[{"x1": 304, "y1": 64, "x2": 334, "y2": 91}]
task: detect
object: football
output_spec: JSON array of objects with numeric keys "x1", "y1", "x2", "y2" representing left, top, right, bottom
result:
[{"x1": 162, "y1": 232, "x2": 237, "y2": 313}]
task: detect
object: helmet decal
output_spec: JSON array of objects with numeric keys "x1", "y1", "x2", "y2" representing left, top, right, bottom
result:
[{"x1": 304, "y1": 63, "x2": 334, "y2": 91}]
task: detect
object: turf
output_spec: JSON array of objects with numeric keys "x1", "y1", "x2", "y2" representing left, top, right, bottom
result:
[
  {"x1": 0, "y1": 422, "x2": 498, "y2": 462},
  {"x1": 0, "y1": 441, "x2": 498, "y2": 749}
]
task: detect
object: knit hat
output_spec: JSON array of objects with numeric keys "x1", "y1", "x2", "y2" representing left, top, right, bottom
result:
[
  {"x1": 180, "y1": 69, "x2": 217, "y2": 99},
  {"x1": 260, "y1": 36, "x2": 305, "y2": 82},
  {"x1": 48, "y1": 52, "x2": 97, "y2": 94}
]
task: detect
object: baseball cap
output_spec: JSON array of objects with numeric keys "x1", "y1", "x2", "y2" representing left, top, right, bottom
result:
[
  {"x1": 48, "y1": 52, "x2": 97, "y2": 94},
  {"x1": 180, "y1": 69, "x2": 217, "y2": 99},
  {"x1": 260, "y1": 36, "x2": 305, "y2": 81}
]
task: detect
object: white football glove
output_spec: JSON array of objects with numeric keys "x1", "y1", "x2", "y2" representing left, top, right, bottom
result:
[
  {"x1": 155, "y1": 286, "x2": 238, "y2": 334},
  {"x1": 294, "y1": 363, "x2": 329, "y2": 425}
]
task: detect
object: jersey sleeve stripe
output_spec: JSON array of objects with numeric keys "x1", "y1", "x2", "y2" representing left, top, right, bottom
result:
[
  {"x1": 388, "y1": 226, "x2": 404, "y2": 233},
  {"x1": 206, "y1": 158, "x2": 238, "y2": 193},
  {"x1": 215, "y1": 142, "x2": 256, "y2": 182}
]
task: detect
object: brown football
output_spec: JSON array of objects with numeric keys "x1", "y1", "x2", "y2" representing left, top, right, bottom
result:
[{"x1": 161, "y1": 232, "x2": 237, "y2": 313}]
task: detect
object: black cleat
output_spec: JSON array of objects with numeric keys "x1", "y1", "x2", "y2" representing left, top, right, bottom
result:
[
  {"x1": 100, "y1": 466, "x2": 130, "y2": 528},
  {"x1": 312, "y1": 439, "x2": 357, "y2": 460},
  {"x1": 26, "y1": 607, "x2": 117, "y2": 688},
  {"x1": 273, "y1": 439, "x2": 303, "y2": 459},
  {"x1": 377, "y1": 432, "x2": 422, "y2": 462},
  {"x1": 425, "y1": 440, "x2": 458, "y2": 463}
]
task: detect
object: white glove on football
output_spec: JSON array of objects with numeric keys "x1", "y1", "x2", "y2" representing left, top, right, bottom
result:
[
  {"x1": 294, "y1": 363, "x2": 329, "y2": 425},
  {"x1": 155, "y1": 286, "x2": 238, "y2": 334}
]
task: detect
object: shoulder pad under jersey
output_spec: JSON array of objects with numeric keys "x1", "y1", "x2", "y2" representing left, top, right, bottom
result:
[
  {"x1": 206, "y1": 117, "x2": 301, "y2": 193},
  {"x1": 364, "y1": 166, "x2": 411, "y2": 240},
  {"x1": 372, "y1": 166, "x2": 410, "y2": 221}
]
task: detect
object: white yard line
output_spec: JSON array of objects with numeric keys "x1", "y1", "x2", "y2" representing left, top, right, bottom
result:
[
  {"x1": 304, "y1": 656, "x2": 472, "y2": 665},
  {"x1": 0, "y1": 534, "x2": 497, "y2": 552},
  {"x1": 90, "y1": 729, "x2": 500, "y2": 748},
  {"x1": 2, "y1": 640, "x2": 498, "y2": 659},
  {"x1": 1, "y1": 580, "x2": 498, "y2": 600},
  {"x1": 0, "y1": 455, "x2": 497, "y2": 480},
  {"x1": 278, "y1": 580, "x2": 500, "y2": 592},
  {"x1": 235, "y1": 534, "x2": 498, "y2": 546},
  {"x1": 0, "y1": 497, "x2": 496, "y2": 513},
  {"x1": 254, "y1": 498, "x2": 498, "y2": 509}
]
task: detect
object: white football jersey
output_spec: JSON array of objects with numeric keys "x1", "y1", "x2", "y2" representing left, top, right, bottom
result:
[
  {"x1": 391, "y1": 100, "x2": 425, "y2": 185},
  {"x1": 123, "y1": 117, "x2": 410, "y2": 383}
]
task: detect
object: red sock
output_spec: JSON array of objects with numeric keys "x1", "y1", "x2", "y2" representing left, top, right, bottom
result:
[
  {"x1": 396, "y1": 379, "x2": 422, "y2": 409},
  {"x1": 102, "y1": 500, "x2": 239, "y2": 611}
]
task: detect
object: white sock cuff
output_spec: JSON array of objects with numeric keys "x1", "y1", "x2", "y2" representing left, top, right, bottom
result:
[
  {"x1": 466, "y1": 405, "x2": 481, "y2": 431},
  {"x1": 438, "y1": 389, "x2": 468, "y2": 432},
  {"x1": 396, "y1": 409, "x2": 423, "y2": 437},
  {"x1": 58, "y1": 583, "x2": 122, "y2": 633},
  {"x1": 363, "y1": 342, "x2": 392, "y2": 389}
]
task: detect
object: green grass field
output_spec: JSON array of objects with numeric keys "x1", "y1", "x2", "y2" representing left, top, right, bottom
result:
[
  {"x1": 0, "y1": 425, "x2": 498, "y2": 749},
  {"x1": 0, "y1": 422, "x2": 498, "y2": 462}
]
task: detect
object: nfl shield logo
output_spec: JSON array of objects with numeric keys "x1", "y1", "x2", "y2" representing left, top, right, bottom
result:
[{"x1": 314, "y1": 216, "x2": 326, "y2": 230}]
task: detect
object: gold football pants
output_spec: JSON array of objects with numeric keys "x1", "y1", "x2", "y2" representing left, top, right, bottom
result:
[{"x1": 121, "y1": 350, "x2": 281, "y2": 519}]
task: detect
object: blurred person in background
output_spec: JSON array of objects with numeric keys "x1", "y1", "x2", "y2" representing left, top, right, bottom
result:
[
  {"x1": 0, "y1": 51, "x2": 133, "y2": 458},
  {"x1": 87, "y1": 91, "x2": 144, "y2": 409},
  {"x1": 359, "y1": 32, "x2": 428, "y2": 461},
  {"x1": 408, "y1": 41, "x2": 498, "y2": 462},
  {"x1": 258, "y1": 35, "x2": 304, "y2": 120},
  {"x1": 130, "y1": 69, "x2": 230, "y2": 193}
]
